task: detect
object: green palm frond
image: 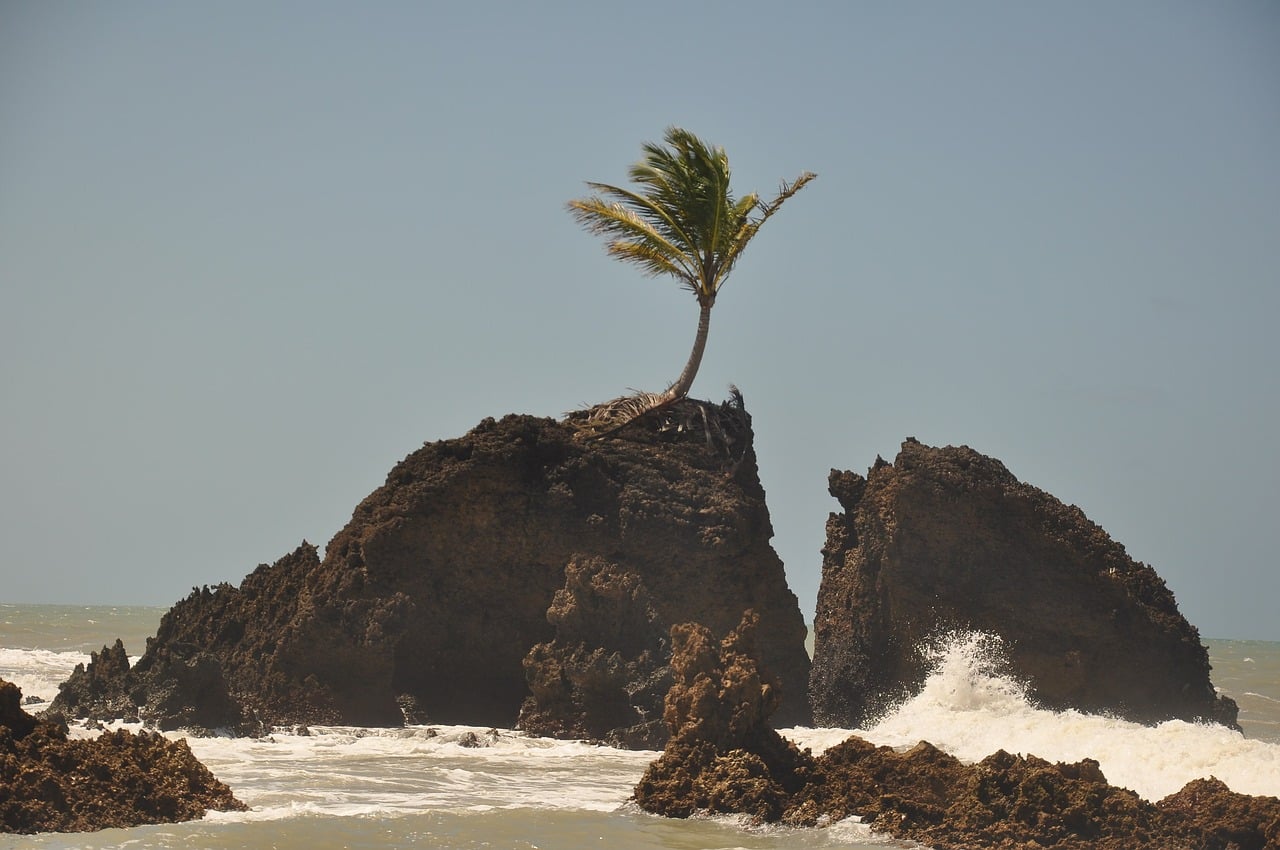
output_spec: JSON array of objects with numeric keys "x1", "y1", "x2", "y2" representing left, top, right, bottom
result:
[
  {"x1": 569, "y1": 127, "x2": 814, "y2": 305},
  {"x1": 565, "y1": 128, "x2": 813, "y2": 433}
]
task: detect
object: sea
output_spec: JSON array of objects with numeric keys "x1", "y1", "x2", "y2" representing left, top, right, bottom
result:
[{"x1": 2, "y1": 604, "x2": 1279, "y2": 850}]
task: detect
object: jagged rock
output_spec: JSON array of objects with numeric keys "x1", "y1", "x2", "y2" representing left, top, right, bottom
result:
[
  {"x1": 810, "y1": 438, "x2": 1238, "y2": 730},
  {"x1": 50, "y1": 638, "x2": 245, "y2": 734},
  {"x1": 633, "y1": 611, "x2": 814, "y2": 821},
  {"x1": 1, "y1": 679, "x2": 245, "y2": 834},
  {"x1": 517, "y1": 554, "x2": 672, "y2": 748},
  {"x1": 787, "y1": 740, "x2": 1280, "y2": 850},
  {"x1": 632, "y1": 615, "x2": 1278, "y2": 849},
  {"x1": 1156, "y1": 777, "x2": 1280, "y2": 850},
  {"x1": 54, "y1": 399, "x2": 810, "y2": 733}
]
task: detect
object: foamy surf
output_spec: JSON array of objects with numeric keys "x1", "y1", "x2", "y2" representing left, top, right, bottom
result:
[
  {"x1": 165, "y1": 725, "x2": 660, "y2": 822},
  {"x1": 0, "y1": 647, "x2": 89, "y2": 704},
  {"x1": 787, "y1": 631, "x2": 1280, "y2": 802}
]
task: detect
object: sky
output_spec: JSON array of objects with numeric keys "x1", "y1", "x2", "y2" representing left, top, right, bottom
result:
[{"x1": 2, "y1": 2, "x2": 1277, "y2": 641}]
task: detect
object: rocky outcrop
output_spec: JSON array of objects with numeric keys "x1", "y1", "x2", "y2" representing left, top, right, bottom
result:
[
  {"x1": 810, "y1": 438, "x2": 1238, "y2": 730},
  {"x1": 634, "y1": 617, "x2": 1280, "y2": 850},
  {"x1": 51, "y1": 399, "x2": 810, "y2": 733},
  {"x1": 633, "y1": 610, "x2": 814, "y2": 820},
  {"x1": 785, "y1": 740, "x2": 1280, "y2": 850},
  {"x1": 1, "y1": 679, "x2": 245, "y2": 834},
  {"x1": 516, "y1": 554, "x2": 673, "y2": 748}
]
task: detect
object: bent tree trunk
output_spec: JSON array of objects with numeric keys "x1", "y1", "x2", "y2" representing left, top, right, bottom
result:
[
  {"x1": 662, "y1": 298, "x2": 712, "y2": 404},
  {"x1": 569, "y1": 298, "x2": 714, "y2": 438}
]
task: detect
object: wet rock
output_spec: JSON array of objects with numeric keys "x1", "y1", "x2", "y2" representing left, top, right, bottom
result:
[
  {"x1": 1, "y1": 678, "x2": 245, "y2": 834},
  {"x1": 1156, "y1": 777, "x2": 1280, "y2": 850},
  {"x1": 633, "y1": 611, "x2": 814, "y2": 821},
  {"x1": 811, "y1": 438, "x2": 1238, "y2": 730},
  {"x1": 633, "y1": 614, "x2": 1278, "y2": 849}
]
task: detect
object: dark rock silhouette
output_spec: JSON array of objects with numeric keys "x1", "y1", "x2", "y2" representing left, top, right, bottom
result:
[
  {"x1": 810, "y1": 438, "x2": 1238, "y2": 730},
  {"x1": 1, "y1": 678, "x2": 245, "y2": 834},
  {"x1": 634, "y1": 616, "x2": 1280, "y2": 850},
  {"x1": 517, "y1": 554, "x2": 673, "y2": 748},
  {"x1": 51, "y1": 399, "x2": 810, "y2": 734}
]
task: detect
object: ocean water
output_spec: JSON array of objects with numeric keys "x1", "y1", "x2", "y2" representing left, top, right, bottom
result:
[{"x1": 2, "y1": 605, "x2": 1279, "y2": 849}]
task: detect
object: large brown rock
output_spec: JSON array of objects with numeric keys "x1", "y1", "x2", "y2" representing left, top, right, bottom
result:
[
  {"x1": 1, "y1": 679, "x2": 245, "y2": 834},
  {"x1": 810, "y1": 438, "x2": 1238, "y2": 730},
  {"x1": 52, "y1": 399, "x2": 810, "y2": 733}
]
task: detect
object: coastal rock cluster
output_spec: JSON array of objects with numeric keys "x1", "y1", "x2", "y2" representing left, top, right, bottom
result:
[
  {"x1": 635, "y1": 617, "x2": 1280, "y2": 850},
  {"x1": 810, "y1": 438, "x2": 1238, "y2": 730},
  {"x1": 0, "y1": 679, "x2": 245, "y2": 834},
  {"x1": 51, "y1": 400, "x2": 811, "y2": 738},
  {"x1": 36, "y1": 412, "x2": 1256, "y2": 838}
]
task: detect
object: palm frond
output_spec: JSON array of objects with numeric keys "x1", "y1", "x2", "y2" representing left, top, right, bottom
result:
[
  {"x1": 566, "y1": 128, "x2": 814, "y2": 425},
  {"x1": 715, "y1": 170, "x2": 817, "y2": 287}
]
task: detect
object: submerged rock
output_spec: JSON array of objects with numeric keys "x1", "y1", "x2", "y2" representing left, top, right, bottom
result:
[
  {"x1": 810, "y1": 438, "x2": 1238, "y2": 730},
  {"x1": 51, "y1": 398, "x2": 810, "y2": 734},
  {"x1": 1, "y1": 678, "x2": 245, "y2": 834}
]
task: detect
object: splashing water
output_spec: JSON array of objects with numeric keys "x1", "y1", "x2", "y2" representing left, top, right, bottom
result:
[{"x1": 789, "y1": 630, "x2": 1280, "y2": 802}]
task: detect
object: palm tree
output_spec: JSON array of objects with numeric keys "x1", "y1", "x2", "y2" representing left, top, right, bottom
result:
[{"x1": 568, "y1": 127, "x2": 815, "y2": 432}]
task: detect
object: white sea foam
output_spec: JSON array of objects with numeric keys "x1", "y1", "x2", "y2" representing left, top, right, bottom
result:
[
  {"x1": 787, "y1": 631, "x2": 1280, "y2": 802},
  {"x1": 166, "y1": 725, "x2": 659, "y2": 822},
  {"x1": 0, "y1": 647, "x2": 88, "y2": 703},
  {"x1": 6, "y1": 618, "x2": 1280, "y2": 848}
]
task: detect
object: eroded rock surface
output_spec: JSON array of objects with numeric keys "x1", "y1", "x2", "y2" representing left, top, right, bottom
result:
[
  {"x1": 810, "y1": 438, "x2": 1237, "y2": 730},
  {"x1": 634, "y1": 615, "x2": 1279, "y2": 850},
  {"x1": 517, "y1": 554, "x2": 673, "y2": 748},
  {"x1": 1, "y1": 679, "x2": 245, "y2": 834},
  {"x1": 51, "y1": 399, "x2": 810, "y2": 733},
  {"x1": 634, "y1": 610, "x2": 814, "y2": 820}
]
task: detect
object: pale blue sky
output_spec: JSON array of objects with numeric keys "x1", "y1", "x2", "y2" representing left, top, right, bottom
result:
[{"x1": 3, "y1": 2, "x2": 1277, "y2": 640}]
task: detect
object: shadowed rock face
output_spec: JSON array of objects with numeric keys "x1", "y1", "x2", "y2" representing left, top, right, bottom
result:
[
  {"x1": 1, "y1": 679, "x2": 245, "y2": 834},
  {"x1": 51, "y1": 400, "x2": 811, "y2": 733},
  {"x1": 516, "y1": 554, "x2": 674, "y2": 749},
  {"x1": 809, "y1": 438, "x2": 1238, "y2": 730}
]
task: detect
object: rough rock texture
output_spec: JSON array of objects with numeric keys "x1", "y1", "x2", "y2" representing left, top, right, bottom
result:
[
  {"x1": 1, "y1": 679, "x2": 245, "y2": 834},
  {"x1": 810, "y1": 438, "x2": 1237, "y2": 730},
  {"x1": 1156, "y1": 777, "x2": 1280, "y2": 850},
  {"x1": 633, "y1": 610, "x2": 815, "y2": 821},
  {"x1": 51, "y1": 399, "x2": 810, "y2": 733},
  {"x1": 634, "y1": 616, "x2": 1280, "y2": 850},
  {"x1": 788, "y1": 741, "x2": 1280, "y2": 850},
  {"x1": 516, "y1": 554, "x2": 673, "y2": 749}
]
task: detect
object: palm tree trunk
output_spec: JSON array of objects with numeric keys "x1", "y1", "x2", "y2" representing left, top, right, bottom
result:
[{"x1": 663, "y1": 299, "x2": 712, "y2": 402}]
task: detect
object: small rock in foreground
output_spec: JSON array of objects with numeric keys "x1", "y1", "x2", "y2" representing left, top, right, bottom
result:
[{"x1": 1, "y1": 679, "x2": 246, "y2": 834}]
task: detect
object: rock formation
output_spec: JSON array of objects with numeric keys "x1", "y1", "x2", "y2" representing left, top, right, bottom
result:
[
  {"x1": 51, "y1": 398, "x2": 811, "y2": 735},
  {"x1": 633, "y1": 610, "x2": 814, "y2": 821},
  {"x1": 516, "y1": 554, "x2": 673, "y2": 748},
  {"x1": 810, "y1": 438, "x2": 1238, "y2": 730},
  {"x1": 634, "y1": 616, "x2": 1280, "y2": 850},
  {"x1": 1, "y1": 679, "x2": 245, "y2": 834}
]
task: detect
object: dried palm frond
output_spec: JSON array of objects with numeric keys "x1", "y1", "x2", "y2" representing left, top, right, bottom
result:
[{"x1": 564, "y1": 390, "x2": 672, "y2": 439}]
